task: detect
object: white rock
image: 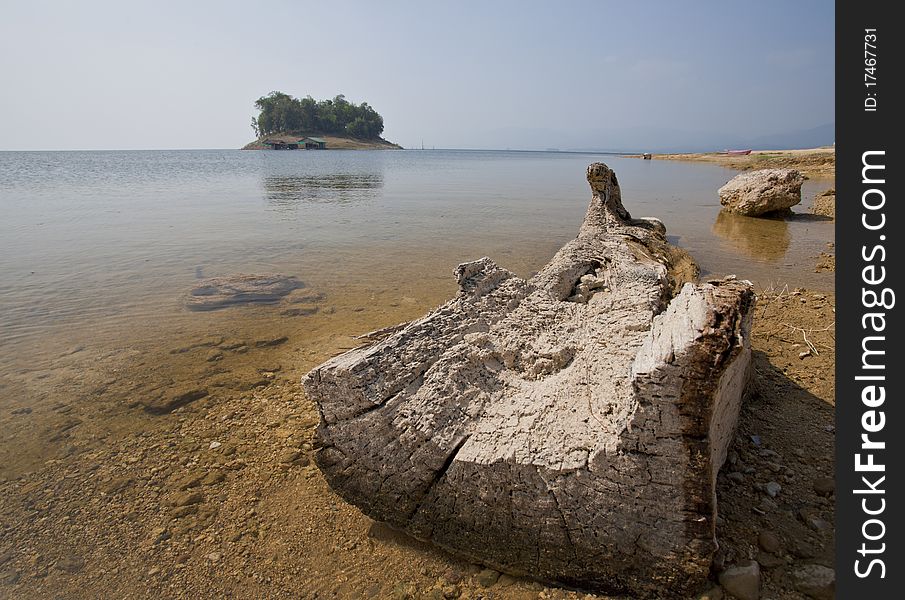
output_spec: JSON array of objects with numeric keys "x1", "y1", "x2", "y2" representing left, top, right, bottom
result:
[{"x1": 718, "y1": 169, "x2": 805, "y2": 216}]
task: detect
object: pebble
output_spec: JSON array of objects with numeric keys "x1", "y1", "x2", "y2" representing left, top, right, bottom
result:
[
  {"x1": 717, "y1": 561, "x2": 760, "y2": 600},
  {"x1": 0, "y1": 568, "x2": 20, "y2": 585},
  {"x1": 791, "y1": 564, "x2": 835, "y2": 600},
  {"x1": 757, "y1": 530, "x2": 782, "y2": 553},
  {"x1": 812, "y1": 477, "x2": 835, "y2": 496},
  {"x1": 54, "y1": 555, "x2": 84, "y2": 573},
  {"x1": 696, "y1": 586, "x2": 724, "y2": 600},
  {"x1": 254, "y1": 336, "x2": 289, "y2": 348},
  {"x1": 209, "y1": 441, "x2": 222, "y2": 450},
  {"x1": 171, "y1": 491, "x2": 203, "y2": 507},
  {"x1": 727, "y1": 472, "x2": 745, "y2": 484},
  {"x1": 756, "y1": 551, "x2": 786, "y2": 569},
  {"x1": 726, "y1": 450, "x2": 738, "y2": 466},
  {"x1": 202, "y1": 471, "x2": 225, "y2": 486},
  {"x1": 765, "y1": 481, "x2": 782, "y2": 497},
  {"x1": 149, "y1": 526, "x2": 170, "y2": 544},
  {"x1": 476, "y1": 568, "x2": 501, "y2": 587},
  {"x1": 205, "y1": 552, "x2": 222, "y2": 563}
]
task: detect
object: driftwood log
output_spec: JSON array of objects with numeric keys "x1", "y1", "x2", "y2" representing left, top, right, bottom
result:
[{"x1": 303, "y1": 163, "x2": 755, "y2": 598}]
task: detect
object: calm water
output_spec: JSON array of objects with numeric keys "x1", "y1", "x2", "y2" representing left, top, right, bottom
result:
[{"x1": 0, "y1": 149, "x2": 833, "y2": 350}]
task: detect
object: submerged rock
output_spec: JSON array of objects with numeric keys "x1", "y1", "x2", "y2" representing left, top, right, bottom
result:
[
  {"x1": 303, "y1": 163, "x2": 754, "y2": 598},
  {"x1": 184, "y1": 274, "x2": 303, "y2": 311},
  {"x1": 718, "y1": 168, "x2": 805, "y2": 216}
]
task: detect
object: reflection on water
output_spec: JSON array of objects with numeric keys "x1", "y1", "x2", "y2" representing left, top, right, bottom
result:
[
  {"x1": 263, "y1": 172, "x2": 384, "y2": 207},
  {"x1": 711, "y1": 210, "x2": 791, "y2": 261},
  {"x1": 0, "y1": 149, "x2": 834, "y2": 350}
]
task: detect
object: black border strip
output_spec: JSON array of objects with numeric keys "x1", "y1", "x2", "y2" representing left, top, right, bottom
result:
[{"x1": 836, "y1": 1, "x2": 902, "y2": 596}]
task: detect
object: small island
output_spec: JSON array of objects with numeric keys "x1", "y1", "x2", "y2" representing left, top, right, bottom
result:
[{"x1": 243, "y1": 91, "x2": 401, "y2": 150}]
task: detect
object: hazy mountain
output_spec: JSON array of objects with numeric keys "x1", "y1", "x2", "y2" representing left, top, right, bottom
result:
[{"x1": 453, "y1": 123, "x2": 835, "y2": 153}]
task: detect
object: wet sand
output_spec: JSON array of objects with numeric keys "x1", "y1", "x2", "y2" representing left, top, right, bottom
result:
[{"x1": 1, "y1": 277, "x2": 835, "y2": 599}]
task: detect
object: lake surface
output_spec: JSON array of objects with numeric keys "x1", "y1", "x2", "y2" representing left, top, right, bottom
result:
[
  {"x1": 0, "y1": 149, "x2": 832, "y2": 345},
  {"x1": 0, "y1": 149, "x2": 833, "y2": 453}
]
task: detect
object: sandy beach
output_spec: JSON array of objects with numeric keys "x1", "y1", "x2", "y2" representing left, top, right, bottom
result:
[{"x1": 647, "y1": 147, "x2": 836, "y2": 180}]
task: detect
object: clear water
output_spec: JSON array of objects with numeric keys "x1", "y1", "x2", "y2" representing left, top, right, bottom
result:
[{"x1": 0, "y1": 148, "x2": 833, "y2": 349}]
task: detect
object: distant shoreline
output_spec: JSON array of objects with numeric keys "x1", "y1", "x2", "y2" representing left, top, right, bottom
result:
[
  {"x1": 631, "y1": 146, "x2": 836, "y2": 179},
  {"x1": 242, "y1": 134, "x2": 401, "y2": 151}
]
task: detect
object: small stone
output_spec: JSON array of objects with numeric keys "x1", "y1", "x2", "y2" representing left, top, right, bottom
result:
[
  {"x1": 0, "y1": 568, "x2": 20, "y2": 585},
  {"x1": 147, "y1": 566, "x2": 161, "y2": 576},
  {"x1": 206, "y1": 350, "x2": 223, "y2": 362},
  {"x1": 254, "y1": 336, "x2": 289, "y2": 348},
  {"x1": 798, "y1": 350, "x2": 811, "y2": 359},
  {"x1": 54, "y1": 556, "x2": 84, "y2": 573},
  {"x1": 209, "y1": 441, "x2": 222, "y2": 450},
  {"x1": 717, "y1": 561, "x2": 760, "y2": 600},
  {"x1": 791, "y1": 564, "x2": 835, "y2": 600},
  {"x1": 442, "y1": 569, "x2": 464, "y2": 585},
  {"x1": 149, "y1": 527, "x2": 170, "y2": 544},
  {"x1": 202, "y1": 471, "x2": 225, "y2": 486},
  {"x1": 144, "y1": 389, "x2": 208, "y2": 415},
  {"x1": 497, "y1": 573, "x2": 517, "y2": 587},
  {"x1": 812, "y1": 477, "x2": 835, "y2": 496},
  {"x1": 206, "y1": 552, "x2": 222, "y2": 562},
  {"x1": 757, "y1": 530, "x2": 782, "y2": 554},
  {"x1": 806, "y1": 517, "x2": 833, "y2": 533},
  {"x1": 727, "y1": 450, "x2": 738, "y2": 466},
  {"x1": 277, "y1": 449, "x2": 309, "y2": 466},
  {"x1": 756, "y1": 551, "x2": 786, "y2": 569},
  {"x1": 789, "y1": 539, "x2": 818, "y2": 559},
  {"x1": 476, "y1": 568, "x2": 501, "y2": 587},
  {"x1": 171, "y1": 491, "x2": 203, "y2": 507},
  {"x1": 765, "y1": 481, "x2": 782, "y2": 497},
  {"x1": 696, "y1": 586, "x2": 724, "y2": 600},
  {"x1": 103, "y1": 476, "x2": 133, "y2": 495},
  {"x1": 727, "y1": 472, "x2": 746, "y2": 483},
  {"x1": 170, "y1": 505, "x2": 198, "y2": 518}
]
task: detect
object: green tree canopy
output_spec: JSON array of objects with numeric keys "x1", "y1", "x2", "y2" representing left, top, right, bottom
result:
[{"x1": 252, "y1": 92, "x2": 385, "y2": 139}]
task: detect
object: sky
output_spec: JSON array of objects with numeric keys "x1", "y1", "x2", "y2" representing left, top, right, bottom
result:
[{"x1": 0, "y1": 1, "x2": 835, "y2": 151}]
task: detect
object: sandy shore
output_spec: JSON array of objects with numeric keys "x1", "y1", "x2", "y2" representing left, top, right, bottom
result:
[
  {"x1": 646, "y1": 147, "x2": 836, "y2": 180},
  {"x1": 0, "y1": 289, "x2": 836, "y2": 599}
]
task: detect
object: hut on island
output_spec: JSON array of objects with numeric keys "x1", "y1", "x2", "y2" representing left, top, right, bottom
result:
[
  {"x1": 262, "y1": 139, "x2": 299, "y2": 150},
  {"x1": 301, "y1": 137, "x2": 327, "y2": 149},
  {"x1": 261, "y1": 137, "x2": 327, "y2": 150}
]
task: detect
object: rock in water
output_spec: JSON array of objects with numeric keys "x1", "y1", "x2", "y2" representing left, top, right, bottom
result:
[
  {"x1": 718, "y1": 168, "x2": 805, "y2": 216},
  {"x1": 184, "y1": 274, "x2": 303, "y2": 311},
  {"x1": 303, "y1": 163, "x2": 754, "y2": 598}
]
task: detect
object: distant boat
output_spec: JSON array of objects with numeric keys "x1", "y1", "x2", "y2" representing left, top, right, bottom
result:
[{"x1": 724, "y1": 149, "x2": 752, "y2": 155}]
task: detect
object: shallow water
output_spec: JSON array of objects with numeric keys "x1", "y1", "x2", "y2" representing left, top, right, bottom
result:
[
  {"x1": 0, "y1": 149, "x2": 832, "y2": 344},
  {"x1": 0, "y1": 149, "x2": 833, "y2": 452}
]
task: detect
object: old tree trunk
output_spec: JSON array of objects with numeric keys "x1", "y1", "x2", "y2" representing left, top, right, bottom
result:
[{"x1": 303, "y1": 163, "x2": 755, "y2": 598}]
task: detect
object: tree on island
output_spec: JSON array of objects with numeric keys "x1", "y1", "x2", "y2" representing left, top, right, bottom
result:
[{"x1": 252, "y1": 91, "x2": 384, "y2": 139}]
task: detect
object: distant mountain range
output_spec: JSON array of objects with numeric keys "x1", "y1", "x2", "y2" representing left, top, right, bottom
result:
[{"x1": 446, "y1": 123, "x2": 835, "y2": 154}]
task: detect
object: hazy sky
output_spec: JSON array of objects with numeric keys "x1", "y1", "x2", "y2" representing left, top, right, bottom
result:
[{"x1": 0, "y1": 1, "x2": 834, "y2": 151}]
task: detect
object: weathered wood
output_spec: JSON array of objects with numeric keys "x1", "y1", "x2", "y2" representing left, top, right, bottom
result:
[{"x1": 303, "y1": 163, "x2": 754, "y2": 598}]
